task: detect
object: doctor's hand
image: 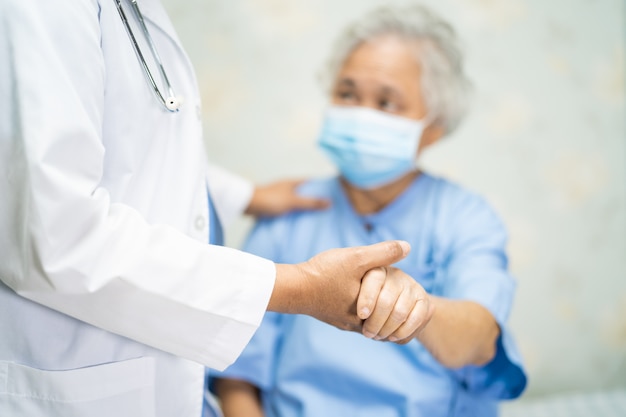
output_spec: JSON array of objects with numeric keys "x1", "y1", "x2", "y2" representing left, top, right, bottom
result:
[
  {"x1": 245, "y1": 179, "x2": 330, "y2": 217},
  {"x1": 269, "y1": 241, "x2": 418, "y2": 333}
]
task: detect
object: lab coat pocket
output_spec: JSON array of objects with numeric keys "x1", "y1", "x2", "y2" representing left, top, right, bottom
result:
[{"x1": 0, "y1": 357, "x2": 156, "y2": 417}]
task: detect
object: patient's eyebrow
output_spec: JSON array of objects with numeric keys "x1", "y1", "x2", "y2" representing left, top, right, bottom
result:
[
  {"x1": 379, "y1": 85, "x2": 402, "y2": 98},
  {"x1": 336, "y1": 78, "x2": 357, "y2": 88}
]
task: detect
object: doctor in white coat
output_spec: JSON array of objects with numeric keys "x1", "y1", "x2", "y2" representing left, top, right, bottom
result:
[{"x1": 0, "y1": 1, "x2": 434, "y2": 416}]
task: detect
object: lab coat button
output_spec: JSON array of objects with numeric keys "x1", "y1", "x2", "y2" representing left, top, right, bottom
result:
[{"x1": 194, "y1": 215, "x2": 206, "y2": 231}]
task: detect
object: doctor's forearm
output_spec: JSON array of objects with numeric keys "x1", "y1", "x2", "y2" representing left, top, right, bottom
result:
[
  {"x1": 416, "y1": 297, "x2": 499, "y2": 368},
  {"x1": 268, "y1": 263, "x2": 308, "y2": 314}
]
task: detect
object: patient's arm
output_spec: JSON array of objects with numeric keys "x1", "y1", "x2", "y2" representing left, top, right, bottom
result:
[
  {"x1": 367, "y1": 297, "x2": 499, "y2": 368},
  {"x1": 214, "y1": 378, "x2": 264, "y2": 417},
  {"x1": 416, "y1": 298, "x2": 499, "y2": 368}
]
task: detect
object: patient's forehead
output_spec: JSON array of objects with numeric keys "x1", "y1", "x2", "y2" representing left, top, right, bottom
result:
[
  {"x1": 340, "y1": 36, "x2": 422, "y2": 80},
  {"x1": 335, "y1": 36, "x2": 427, "y2": 117}
]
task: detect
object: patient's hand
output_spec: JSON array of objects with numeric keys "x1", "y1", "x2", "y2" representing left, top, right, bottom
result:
[{"x1": 358, "y1": 267, "x2": 434, "y2": 344}]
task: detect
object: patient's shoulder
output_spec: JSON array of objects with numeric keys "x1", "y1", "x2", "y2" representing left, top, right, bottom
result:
[
  {"x1": 295, "y1": 177, "x2": 338, "y2": 199},
  {"x1": 424, "y1": 173, "x2": 497, "y2": 218}
]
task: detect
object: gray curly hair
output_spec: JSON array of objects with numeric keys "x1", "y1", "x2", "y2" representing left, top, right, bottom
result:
[{"x1": 322, "y1": 5, "x2": 471, "y2": 135}]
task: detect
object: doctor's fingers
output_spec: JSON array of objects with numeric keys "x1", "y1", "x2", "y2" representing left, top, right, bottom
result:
[
  {"x1": 290, "y1": 194, "x2": 331, "y2": 212},
  {"x1": 285, "y1": 179, "x2": 331, "y2": 210},
  {"x1": 246, "y1": 179, "x2": 330, "y2": 217}
]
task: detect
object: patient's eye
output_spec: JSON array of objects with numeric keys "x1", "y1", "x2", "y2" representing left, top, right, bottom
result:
[
  {"x1": 378, "y1": 97, "x2": 401, "y2": 114},
  {"x1": 377, "y1": 87, "x2": 404, "y2": 114},
  {"x1": 333, "y1": 78, "x2": 360, "y2": 105},
  {"x1": 334, "y1": 88, "x2": 359, "y2": 104}
]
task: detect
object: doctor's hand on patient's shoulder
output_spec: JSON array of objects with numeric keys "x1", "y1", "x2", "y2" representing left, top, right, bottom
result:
[
  {"x1": 245, "y1": 179, "x2": 330, "y2": 217},
  {"x1": 270, "y1": 241, "x2": 431, "y2": 341}
]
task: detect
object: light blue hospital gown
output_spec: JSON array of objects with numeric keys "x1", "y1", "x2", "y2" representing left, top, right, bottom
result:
[{"x1": 212, "y1": 173, "x2": 527, "y2": 417}]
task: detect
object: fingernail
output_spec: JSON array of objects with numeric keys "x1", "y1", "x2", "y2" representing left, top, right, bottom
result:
[
  {"x1": 388, "y1": 336, "x2": 398, "y2": 342},
  {"x1": 399, "y1": 241, "x2": 410, "y2": 256},
  {"x1": 363, "y1": 331, "x2": 376, "y2": 339},
  {"x1": 359, "y1": 307, "x2": 370, "y2": 319}
]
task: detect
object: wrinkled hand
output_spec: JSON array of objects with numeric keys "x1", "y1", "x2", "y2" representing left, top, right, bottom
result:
[
  {"x1": 358, "y1": 267, "x2": 434, "y2": 344},
  {"x1": 245, "y1": 179, "x2": 330, "y2": 217}
]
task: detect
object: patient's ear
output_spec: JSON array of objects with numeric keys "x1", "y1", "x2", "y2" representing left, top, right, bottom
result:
[{"x1": 417, "y1": 123, "x2": 445, "y2": 155}]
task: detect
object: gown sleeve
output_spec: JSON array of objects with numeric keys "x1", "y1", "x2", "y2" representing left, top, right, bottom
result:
[{"x1": 435, "y1": 184, "x2": 527, "y2": 399}]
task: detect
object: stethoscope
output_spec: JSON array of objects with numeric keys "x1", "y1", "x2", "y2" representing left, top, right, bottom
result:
[{"x1": 114, "y1": 0, "x2": 181, "y2": 112}]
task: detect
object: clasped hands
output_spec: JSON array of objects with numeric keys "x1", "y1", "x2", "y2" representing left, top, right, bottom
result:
[{"x1": 272, "y1": 241, "x2": 434, "y2": 344}]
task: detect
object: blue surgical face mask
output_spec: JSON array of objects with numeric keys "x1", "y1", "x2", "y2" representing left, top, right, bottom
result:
[{"x1": 317, "y1": 106, "x2": 426, "y2": 189}]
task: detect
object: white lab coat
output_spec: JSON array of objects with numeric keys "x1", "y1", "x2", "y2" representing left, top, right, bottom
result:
[{"x1": 0, "y1": 1, "x2": 275, "y2": 416}]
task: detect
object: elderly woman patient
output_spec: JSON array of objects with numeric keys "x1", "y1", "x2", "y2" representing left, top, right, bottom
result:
[{"x1": 211, "y1": 5, "x2": 527, "y2": 417}]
